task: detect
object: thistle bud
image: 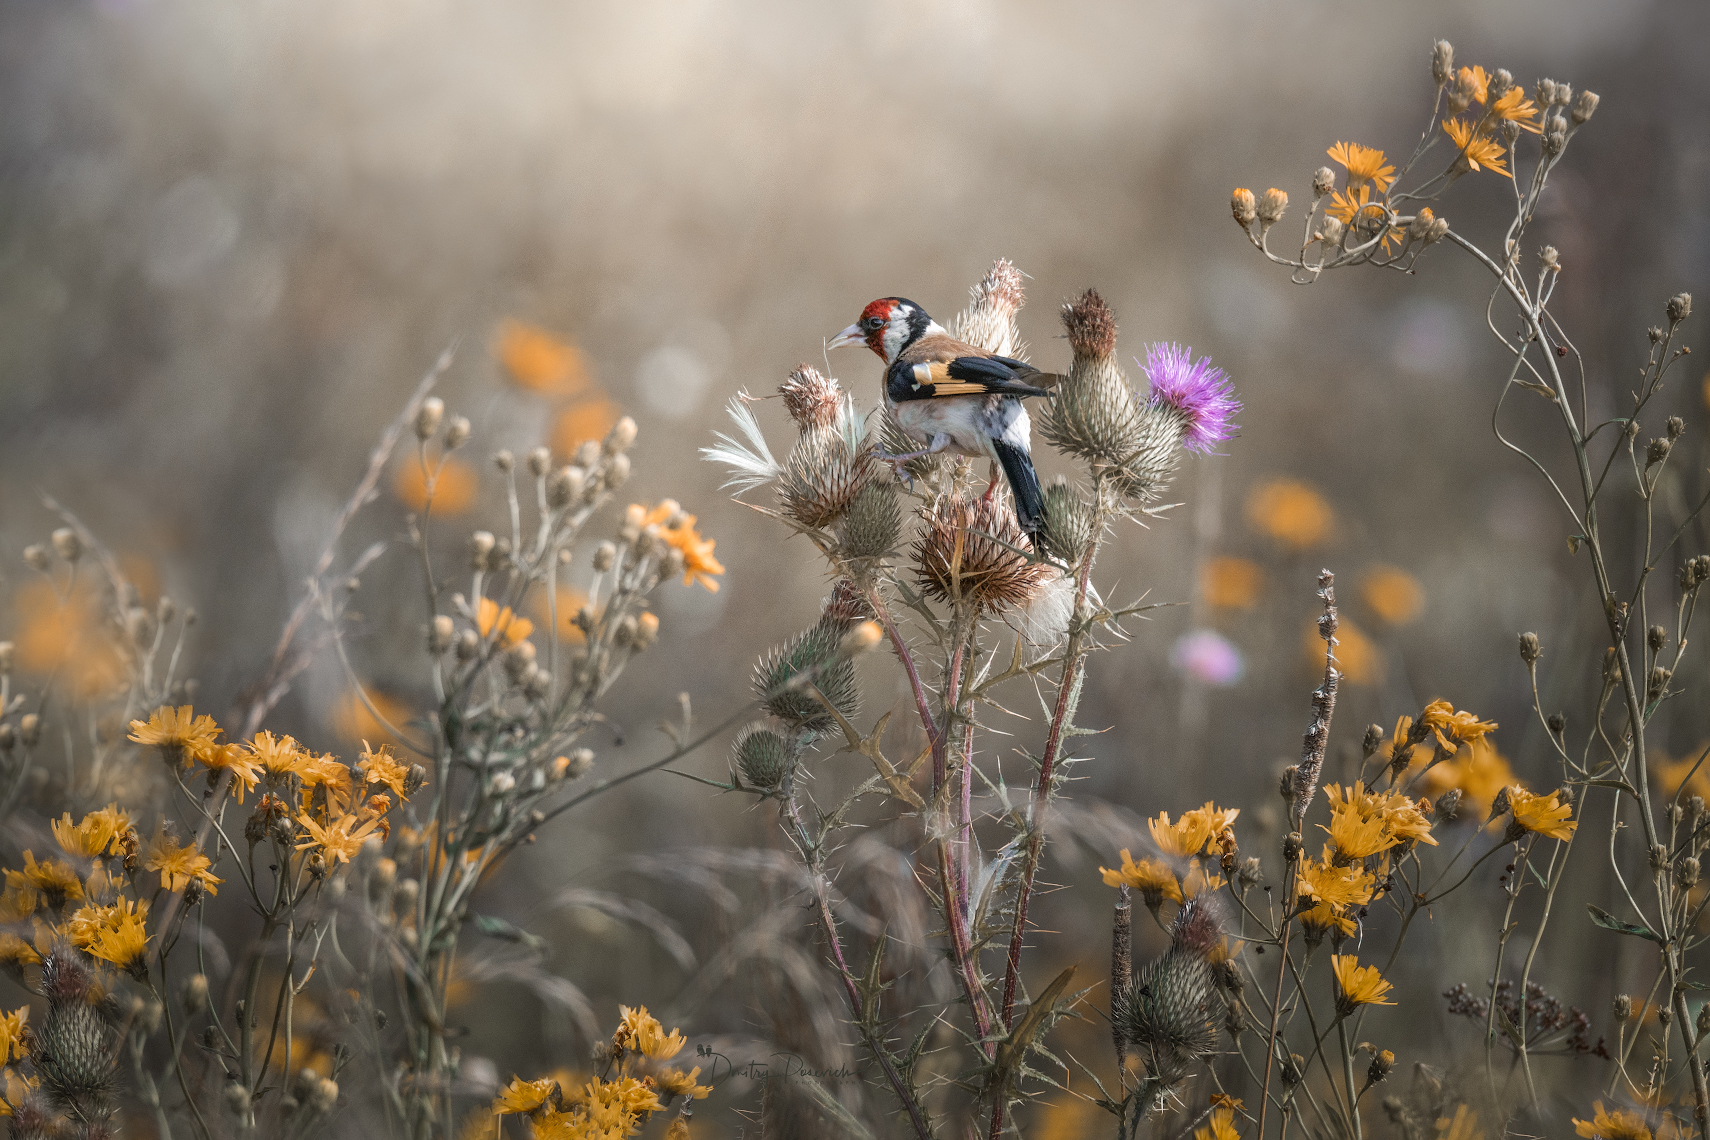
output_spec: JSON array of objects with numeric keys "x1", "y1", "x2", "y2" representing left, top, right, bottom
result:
[
  {"x1": 1668, "y1": 294, "x2": 1693, "y2": 324},
  {"x1": 734, "y1": 723, "x2": 795, "y2": 790},
  {"x1": 1678, "y1": 856, "x2": 1700, "y2": 890},
  {"x1": 443, "y1": 415, "x2": 471, "y2": 450},
  {"x1": 1649, "y1": 625, "x2": 1668, "y2": 653},
  {"x1": 414, "y1": 397, "x2": 445, "y2": 441},
  {"x1": 1367, "y1": 1049, "x2": 1395, "y2": 1084},
  {"x1": 1572, "y1": 90, "x2": 1599, "y2": 124},
  {"x1": 1613, "y1": 993, "x2": 1633, "y2": 1021},
  {"x1": 1038, "y1": 480, "x2": 1095, "y2": 564},
  {"x1": 604, "y1": 416, "x2": 638, "y2": 454},
  {"x1": 182, "y1": 973, "x2": 209, "y2": 1015},
  {"x1": 838, "y1": 482, "x2": 903, "y2": 559},
  {"x1": 1362, "y1": 724, "x2": 1384, "y2": 757},
  {"x1": 1231, "y1": 188, "x2": 1257, "y2": 227},
  {"x1": 493, "y1": 449, "x2": 514, "y2": 472},
  {"x1": 1431, "y1": 40, "x2": 1454, "y2": 86},
  {"x1": 1647, "y1": 438, "x2": 1672, "y2": 467},
  {"x1": 1256, "y1": 188, "x2": 1288, "y2": 228},
  {"x1": 1433, "y1": 787, "x2": 1462, "y2": 823},
  {"x1": 51, "y1": 527, "x2": 82, "y2": 563},
  {"x1": 1518, "y1": 632, "x2": 1541, "y2": 664},
  {"x1": 1311, "y1": 167, "x2": 1336, "y2": 197},
  {"x1": 23, "y1": 544, "x2": 50, "y2": 572}
]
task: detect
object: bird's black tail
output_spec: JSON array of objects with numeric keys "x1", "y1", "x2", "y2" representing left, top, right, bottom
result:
[{"x1": 992, "y1": 438, "x2": 1044, "y2": 535}]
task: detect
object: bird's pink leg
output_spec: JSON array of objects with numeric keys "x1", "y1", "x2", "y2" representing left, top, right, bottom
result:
[{"x1": 981, "y1": 462, "x2": 1001, "y2": 503}]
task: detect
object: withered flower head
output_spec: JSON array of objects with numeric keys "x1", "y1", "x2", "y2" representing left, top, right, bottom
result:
[
  {"x1": 778, "y1": 365, "x2": 842, "y2": 432},
  {"x1": 778, "y1": 398, "x2": 875, "y2": 530},
  {"x1": 913, "y1": 493, "x2": 1054, "y2": 614},
  {"x1": 947, "y1": 258, "x2": 1027, "y2": 358}
]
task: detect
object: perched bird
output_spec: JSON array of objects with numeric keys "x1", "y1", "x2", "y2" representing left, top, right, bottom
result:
[{"x1": 829, "y1": 297, "x2": 1060, "y2": 532}]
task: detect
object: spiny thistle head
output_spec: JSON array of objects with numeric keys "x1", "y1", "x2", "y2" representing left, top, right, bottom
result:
[
  {"x1": 947, "y1": 258, "x2": 1027, "y2": 358},
  {"x1": 753, "y1": 619, "x2": 860, "y2": 734},
  {"x1": 733, "y1": 722, "x2": 797, "y2": 790},
  {"x1": 820, "y1": 578, "x2": 874, "y2": 627},
  {"x1": 37, "y1": 951, "x2": 118, "y2": 1113},
  {"x1": 779, "y1": 365, "x2": 842, "y2": 432},
  {"x1": 913, "y1": 492, "x2": 1054, "y2": 614},
  {"x1": 778, "y1": 399, "x2": 874, "y2": 530},
  {"x1": 1140, "y1": 343, "x2": 1239, "y2": 454},
  {"x1": 1119, "y1": 949, "x2": 1219, "y2": 1066},
  {"x1": 1038, "y1": 480, "x2": 1095, "y2": 564},
  {"x1": 1106, "y1": 402, "x2": 1186, "y2": 502},
  {"x1": 1169, "y1": 897, "x2": 1223, "y2": 957},
  {"x1": 838, "y1": 481, "x2": 905, "y2": 560},
  {"x1": 1041, "y1": 290, "x2": 1142, "y2": 466}
]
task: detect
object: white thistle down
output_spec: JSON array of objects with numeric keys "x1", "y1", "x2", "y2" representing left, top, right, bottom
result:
[{"x1": 701, "y1": 392, "x2": 781, "y2": 493}]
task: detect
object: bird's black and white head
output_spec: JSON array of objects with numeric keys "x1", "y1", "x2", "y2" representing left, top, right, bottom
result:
[{"x1": 829, "y1": 298, "x2": 942, "y2": 365}]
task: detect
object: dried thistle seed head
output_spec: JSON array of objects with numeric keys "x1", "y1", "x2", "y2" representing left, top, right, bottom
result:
[
  {"x1": 1279, "y1": 766, "x2": 1299, "y2": 801},
  {"x1": 913, "y1": 492, "x2": 1054, "y2": 614},
  {"x1": 1318, "y1": 215, "x2": 1346, "y2": 247},
  {"x1": 1448, "y1": 70, "x2": 1475, "y2": 113},
  {"x1": 779, "y1": 365, "x2": 843, "y2": 431},
  {"x1": 1553, "y1": 82, "x2": 1573, "y2": 107},
  {"x1": 469, "y1": 531, "x2": 496, "y2": 570},
  {"x1": 634, "y1": 611, "x2": 660, "y2": 648},
  {"x1": 754, "y1": 619, "x2": 859, "y2": 734},
  {"x1": 1406, "y1": 208, "x2": 1436, "y2": 242},
  {"x1": 1668, "y1": 293, "x2": 1693, "y2": 324},
  {"x1": 1572, "y1": 89, "x2": 1600, "y2": 124},
  {"x1": 1546, "y1": 713, "x2": 1566, "y2": 738},
  {"x1": 1231, "y1": 188, "x2": 1257, "y2": 227},
  {"x1": 1119, "y1": 949, "x2": 1219, "y2": 1061},
  {"x1": 1311, "y1": 167, "x2": 1336, "y2": 198},
  {"x1": 527, "y1": 446, "x2": 552, "y2": 476},
  {"x1": 1649, "y1": 666, "x2": 1672, "y2": 698},
  {"x1": 779, "y1": 417, "x2": 875, "y2": 529},
  {"x1": 1668, "y1": 416, "x2": 1686, "y2": 440},
  {"x1": 1256, "y1": 187, "x2": 1288, "y2": 228},
  {"x1": 428, "y1": 615, "x2": 455, "y2": 655},
  {"x1": 948, "y1": 257, "x2": 1027, "y2": 358},
  {"x1": 1543, "y1": 122, "x2": 1567, "y2": 155},
  {"x1": 1647, "y1": 438, "x2": 1673, "y2": 466},
  {"x1": 1170, "y1": 899, "x2": 1222, "y2": 957},
  {"x1": 838, "y1": 481, "x2": 904, "y2": 560},
  {"x1": 1613, "y1": 993, "x2": 1633, "y2": 1021},
  {"x1": 1537, "y1": 78, "x2": 1559, "y2": 105},
  {"x1": 1431, "y1": 40, "x2": 1454, "y2": 85},
  {"x1": 604, "y1": 416, "x2": 638, "y2": 454},
  {"x1": 24, "y1": 544, "x2": 50, "y2": 572},
  {"x1": 1539, "y1": 244, "x2": 1560, "y2": 270},
  {"x1": 1489, "y1": 68, "x2": 1513, "y2": 100},
  {"x1": 1518, "y1": 632, "x2": 1541, "y2": 664},
  {"x1": 1362, "y1": 724, "x2": 1385, "y2": 756},
  {"x1": 51, "y1": 527, "x2": 81, "y2": 563},
  {"x1": 1432, "y1": 787, "x2": 1462, "y2": 823},
  {"x1": 1044, "y1": 291, "x2": 1148, "y2": 466},
  {"x1": 1648, "y1": 624, "x2": 1668, "y2": 652},
  {"x1": 733, "y1": 722, "x2": 796, "y2": 789},
  {"x1": 414, "y1": 397, "x2": 445, "y2": 441},
  {"x1": 443, "y1": 415, "x2": 471, "y2": 450},
  {"x1": 1038, "y1": 480, "x2": 1094, "y2": 563},
  {"x1": 1238, "y1": 857, "x2": 1263, "y2": 889}
]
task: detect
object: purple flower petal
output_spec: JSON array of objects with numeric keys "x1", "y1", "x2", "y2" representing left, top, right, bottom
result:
[
  {"x1": 1171, "y1": 629, "x2": 1244, "y2": 687},
  {"x1": 1140, "y1": 343, "x2": 1241, "y2": 454}
]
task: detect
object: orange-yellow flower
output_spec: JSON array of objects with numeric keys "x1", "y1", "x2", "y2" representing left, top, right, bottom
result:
[
  {"x1": 144, "y1": 833, "x2": 222, "y2": 896},
  {"x1": 1100, "y1": 850, "x2": 1183, "y2": 905},
  {"x1": 1323, "y1": 184, "x2": 1404, "y2": 253},
  {"x1": 632, "y1": 502, "x2": 725, "y2": 592},
  {"x1": 51, "y1": 804, "x2": 132, "y2": 859},
  {"x1": 4, "y1": 850, "x2": 84, "y2": 910},
  {"x1": 1300, "y1": 899, "x2": 1357, "y2": 936},
  {"x1": 1201, "y1": 557, "x2": 1262, "y2": 609},
  {"x1": 1148, "y1": 804, "x2": 1235, "y2": 858},
  {"x1": 1331, "y1": 954, "x2": 1396, "y2": 1012},
  {"x1": 656, "y1": 1066, "x2": 712, "y2": 1099},
  {"x1": 1506, "y1": 786, "x2": 1577, "y2": 841},
  {"x1": 200, "y1": 743, "x2": 264, "y2": 803},
  {"x1": 1297, "y1": 846, "x2": 1375, "y2": 910},
  {"x1": 491, "y1": 1075, "x2": 558, "y2": 1116},
  {"x1": 1443, "y1": 118, "x2": 1511, "y2": 178},
  {"x1": 1574, "y1": 1101, "x2": 1652, "y2": 1140},
  {"x1": 393, "y1": 458, "x2": 478, "y2": 516},
  {"x1": 1361, "y1": 566, "x2": 1424, "y2": 625},
  {"x1": 1194, "y1": 1105, "x2": 1242, "y2": 1140},
  {"x1": 296, "y1": 812, "x2": 382, "y2": 864},
  {"x1": 129, "y1": 704, "x2": 221, "y2": 766},
  {"x1": 357, "y1": 745, "x2": 414, "y2": 798},
  {"x1": 477, "y1": 597, "x2": 534, "y2": 647},
  {"x1": 1457, "y1": 65, "x2": 1490, "y2": 106},
  {"x1": 1418, "y1": 699, "x2": 1497, "y2": 753},
  {"x1": 496, "y1": 320, "x2": 591, "y2": 396},
  {"x1": 249, "y1": 731, "x2": 310, "y2": 778},
  {"x1": 1247, "y1": 479, "x2": 1332, "y2": 549},
  {"x1": 0, "y1": 1006, "x2": 28, "y2": 1063},
  {"x1": 1327, "y1": 142, "x2": 1396, "y2": 193},
  {"x1": 71, "y1": 896, "x2": 151, "y2": 973},
  {"x1": 1490, "y1": 86, "x2": 1542, "y2": 133},
  {"x1": 616, "y1": 1005, "x2": 686, "y2": 1059}
]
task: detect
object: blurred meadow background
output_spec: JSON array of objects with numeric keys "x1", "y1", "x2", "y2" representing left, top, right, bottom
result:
[{"x1": 1, "y1": 0, "x2": 1707, "y2": 1135}]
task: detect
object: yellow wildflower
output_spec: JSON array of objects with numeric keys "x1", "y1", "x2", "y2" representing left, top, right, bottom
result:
[
  {"x1": 654, "y1": 506, "x2": 725, "y2": 592},
  {"x1": 1361, "y1": 566, "x2": 1423, "y2": 625},
  {"x1": 1194, "y1": 1105, "x2": 1242, "y2": 1140},
  {"x1": 357, "y1": 744, "x2": 413, "y2": 798},
  {"x1": 199, "y1": 742, "x2": 264, "y2": 803},
  {"x1": 299, "y1": 753, "x2": 356, "y2": 813},
  {"x1": 394, "y1": 458, "x2": 478, "y2": 516},
  {"x1": 496, "y1": 319, "x2": 590, "y2": 396},
  {"x1": 0, "y1": 1006, "x2": 27, "y2": 1062},
  {"x1": 5, "y1": 850, "x2": 84, "y2": 910},
  {"x1": 656, "y1": 1066, "x2": 712, "y2": 1099},
  {"x1": 144, "y1": 832, "x2": 222, "y2": 896},
  {"x1": 51, "y1": 803, "x2": 132, "y2": 858},
  {"x1": 1301, "y1": 899, "x2": 1357, "y2": 936},
  {"x1": 1247, "y1": 479, "x2": 1332, "y2": 549},
  {"x1": 1507, "y1": 786, "x2": 1576, "y2": 841},
  {"x1": 1437, "y1": 1104, "x2": 1484, "y2": 1140},
  {"x1": 1417, "y1": 738, "x2": 1516, "y2": 819},
  {"x1": 1181, "y1": 864, "x2": 1226, "y2": 900},
  {"x1": 1457, "y1": 65, "x2": 1490, "y2": 105},
  {"x1": 0, "y1": 932, "x2": 42, "y2": 970},
  {"x1": 477, "y1": 597, "x2": 534, "y2": 647},
  {"x1": 616, "y1": 1005, "x2": 686, "y2": 1059},
  {"x1": 1574, "y1": 1102, "x2": 1652, "y2": 1140},
  {"x1": 1324, "y1": 805, "x2": 1395, "y2": 861},
  {"x1": 1201, "y1": 556, "x2": 1262, "y2": 609},
  {"x1": 1443, "y1": 118, "x2": 1510, "y2": 177},
  {"x1": 602, "y1": 1075, "x2": 663, "y2": 1117},
  {"x1": 1332, "y1": 954, "x2": 1396, "y2": 1012},
  {"x1": 1326, "y1": 142, "x2": 1396, "y2": 193},
  {"x1": 128, "y1": 704, "x2": 221, "y2": 766},
  {"x1": 296, "y1": 812, "x2": 382, "y2": 864},
  {"x1": 1490, "y1": 86, "x2": 1541, "y2": 132},
  {"x1": 492, "y1": 1076, "x2": 558, "y2": 1116},
  {"x1": 1297, "y1": 846, "x2": 1375, "y2": 910},
  {"x1": 1418, "y1": 700, "x2": 1497, "y2": 754},
  {"x1": 77, "y1": 895, "x2": 151, "y2": 974},
  {"x1": 1100, "y1": 850, "x2": 1183, "y2": 905},
  {"x1": 249, "y1": 731, "x2": 310, "y2": 778}
]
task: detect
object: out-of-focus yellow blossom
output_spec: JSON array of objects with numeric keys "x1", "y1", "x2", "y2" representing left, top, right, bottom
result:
[
  {"x1": 1361, "y1": 565, "x2": 1424, "y2": 625},
  {"x1": 394, "y1": 457, "x2": 478, "y2": 516},
  {"x1": 1201, "y1": 556, "x2": 1263, "y2": 609},
  {"x1": 1573, "y1": 1101, "x2": 1652, "y2": 1140},
  {"x1": 1100, "y1": 850, "x2": 1183, "y2": 905},
  {"x1": 1247, "y1": 479, "x2": 1332, "y2": 549},
  {"x1": 477, "y1": 597, "x2": 534, "y2": 647},
  {"x1": 144, "y1": 832, "x2": 222, "y2": 896},
  {"x1": 5, "y1": 850, "x2": 84, "y2": 911},
  {"x1": 497, "y1": 320, "x2": 591, "y2": 396},
  {"x1": 51, "y1": 804, "x2": 132, "y2": 859}
]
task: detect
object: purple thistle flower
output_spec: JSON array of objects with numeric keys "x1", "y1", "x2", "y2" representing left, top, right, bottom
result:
[{"x1": 1139, "y1": 343, "x2": 1240, "y2": 454}]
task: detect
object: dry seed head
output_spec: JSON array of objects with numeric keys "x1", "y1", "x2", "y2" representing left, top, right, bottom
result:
[
  {"x1": 51, "y1": 527, "x2": 82, "y2": 562},
  {"x1": 779, "y1": 417, "x2": 875, "y2": 530},
  {"x1": 469, "y1": 531, "x2": 496, "y2": 570},
  {"x1": 1668, "y1": 293, "x2": 1692, "y2": 324},
  {"x1": 1489, "y1": 68, "x2": 1513, "y2": 101},
  {"x1": 1362, "y1": 724, "x2": 1385, "y2": 756},
  {"x1": 1572, "y1": 89, "x2": 1599, "y2": 124},
  {"x1": 947, "y1": 257, "x2": 1027, "y2": 357},
  {"x1": 593, "y1": 541, "x2": 617, "y2": 572},
  {"x1": 1448, "y1": 70, "x2": 1475, "y2": 113},
  {"x1": 820, "y1": 579, "x2": 873, "y2": 626},
  {"x1": 604, "y1": 451, "x2": 631, "y2": 488},
  {"x1": 443, "y1": 415, "x2": 471, "y2": 450},
  {"x1": 779, "y1": 365, "x2": 843, "y2": 432},
  {"x1": 1649, "y1": 666, "x2": 1672, "y2": 700},
  {"x1": 429, "y1": 615, "x2": 455, "y2": 655},
  {"x1": 1318, "y1": 216, "x2": 1345, "y2": 247},
  {"x1": 604, "y1": 416, "x2": 638, "y2": 454},
  {"x1": 914, "y1": 492, "x2": 1054, "y2": 614},
  {"x1": 1613, "y1": 993, "x2": 1633, "y2": 1021},
  {"x1": 1680, "y1": 857, "x2": 1702, "y2": 890},
  {"x1": 454, "y1": 629, "x2": 480, "y2": 661},
  {"x1": 1537, "y1": 78, "x2": 1559, "y2": 106},
  {"x1": 1279, "y1": 766, "x2": 1298, "y2": 801},
  {"x1": 1311, "y1": 167, "x2": 1335, "y2": 198},
  {"x1": 1649, "y1": 624, "x2": 1668, "y2": 652},
  {"x1": 1407, "y1": 208, "x2": 1436, "y2": 242},
  {"x1": 1553, "y1": 82, "x2": 1573, "y2": 107},
  {"x1": 1231, "y1": 188, "x2": 1257, "y2": 227},
  {"x1": 838, "y1": 481, "x2": 904, "y2": 560},
  {"x1": 1256, "y1": 188, "x2": 1288, "y2": 228},
  {"x1": 1518, "y1": 631, "x2": 1541, "y2": 664},
  {"x1": 733, "y1": 722, "x2": 796, "y2": 790},
  {"x1": 527, "y1": 446, "x2": 552, "y2": 477},
  {"x1": 1668, "y1": 416, "x2": 1685, "y2": 440},
  {"x1": 24, "y1": 544, "x2": 50, "y2": 572},
  {"x1": 1433, "y1": 787, "x2": 1462, "y2": 823},
  {"x1": 1038, "y1": 480, "x2": 1095, "y2": 564},
  {"x1": 1431, "y1": 40, "x2": 1454, "y2": 85},
  {"x1": 547, "y1": 465, "x2": 584, "y2": 509},
  {"x1": 1543, "y1": 122, "x2": 1567, "y2": 155},
  {"x1": 1426, "y1": 216, "x2": 1450, "y2": 244},
  {"x1": 415, "y1": 397, "x2": 445, "y2": 441}
]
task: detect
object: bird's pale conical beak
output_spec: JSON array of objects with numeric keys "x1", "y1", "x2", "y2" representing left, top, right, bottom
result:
[{"x1": 827, "y1": 324, "x2": 865, "y2": 351}]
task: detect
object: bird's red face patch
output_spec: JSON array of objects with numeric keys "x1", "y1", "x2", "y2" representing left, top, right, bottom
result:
[{"x1": 858, "y1": 299, "x2": 896, "y2": 353}]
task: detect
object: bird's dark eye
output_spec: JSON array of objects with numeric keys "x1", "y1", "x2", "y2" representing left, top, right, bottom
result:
[{"x1": 863, "y1": 317, "x2": 882, "y2": 331}]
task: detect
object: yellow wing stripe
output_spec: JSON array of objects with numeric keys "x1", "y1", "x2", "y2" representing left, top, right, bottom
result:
[{"x1": 926, "y1": 382, "x2": 992, "y2": 396}]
